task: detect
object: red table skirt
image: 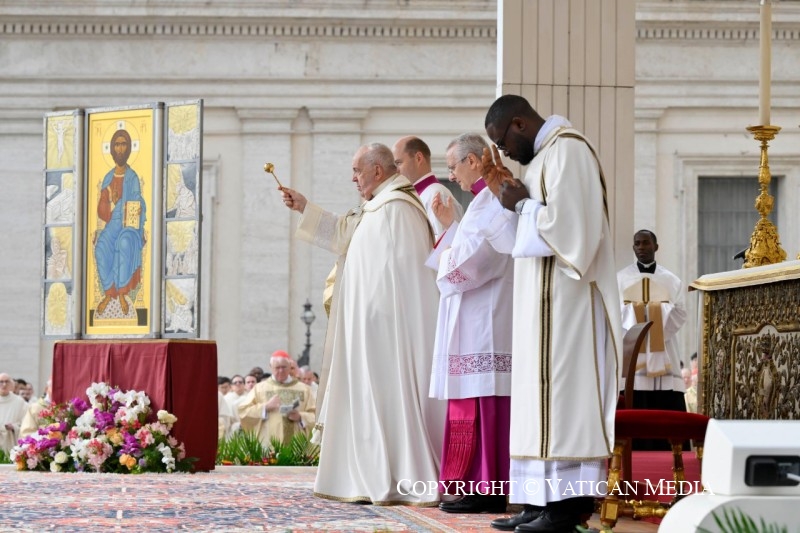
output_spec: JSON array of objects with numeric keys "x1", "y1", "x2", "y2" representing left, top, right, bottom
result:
[{"x1": 52, "y1": 339, "x2": 218, "y2": 471}]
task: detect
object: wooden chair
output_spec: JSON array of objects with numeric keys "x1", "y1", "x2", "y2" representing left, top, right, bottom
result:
[{"x1": 599, "y1": 321, "x2": 710, "y2": 530}]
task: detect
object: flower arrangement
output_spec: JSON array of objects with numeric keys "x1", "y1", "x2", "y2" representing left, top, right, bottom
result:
[{"x1": 10, "y1": 382, "x2": 195, "y2": 473}]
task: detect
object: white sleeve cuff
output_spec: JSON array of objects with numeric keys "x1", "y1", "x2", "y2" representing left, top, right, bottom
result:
[
  {"x1": 483, "y1": 207, "x2": 517, "y2": 254},
  {"x1": 511, "y1": 202, "x2": 553, "y2": 258}
]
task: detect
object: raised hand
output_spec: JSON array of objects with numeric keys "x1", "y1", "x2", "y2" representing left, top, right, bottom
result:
[
  {"x1": 481, "y1": 145, "x2": 516, "y2": 197},
  {"x1": 431, "y1": 191, "x2": 455, "y2": 229},
  {"x1": 280, "y1": 186, "x2": 307, "y2": 213}
]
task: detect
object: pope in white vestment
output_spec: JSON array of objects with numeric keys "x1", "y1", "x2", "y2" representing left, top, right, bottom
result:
[
  {"x1": 281, "y1": 143, "x2": 445, "y2": 506},
  {"x1": 483, "y1": 96, "x2": 622, "y2": 530}
]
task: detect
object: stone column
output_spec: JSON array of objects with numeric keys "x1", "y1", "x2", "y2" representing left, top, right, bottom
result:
[
  {"x1": 497, "y1": 0, "x2": 635, "y2": 266},
  {"x1": 294, "y1": 108, "x2": 368, "y2": 372},
  {"x1": 234, "y1": 108, "x2": 299, "y2": 364}
]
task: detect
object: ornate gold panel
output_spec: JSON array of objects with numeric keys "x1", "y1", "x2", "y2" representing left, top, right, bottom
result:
[{"x1": 701, "y1": 280, "x2": 800, "y2": 419}]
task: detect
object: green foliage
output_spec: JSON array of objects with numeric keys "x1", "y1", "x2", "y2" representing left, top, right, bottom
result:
[
  {"x1": 216, "y1": 430, "x2": 272, "y2": 466},
  {"x1": 0, "y1": 448, "x2": 11, "y2": 464},
  {"x1": 272, "y1": 431, "x2": 320, "y2": 466},
  {"x1": 696, "y1": 507, "x2": 788, "y2": 533},
  {"x1": 216, "y1": 430, "x2": 319, "y2": 466}
]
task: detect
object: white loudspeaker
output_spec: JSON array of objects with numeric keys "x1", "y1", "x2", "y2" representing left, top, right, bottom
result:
[
  {"x1": 703, "y1": 419, "x2": 800, "y2": 497},
  {"x1": 661, "y1": 419, "x2": 800, "y2": 532}
]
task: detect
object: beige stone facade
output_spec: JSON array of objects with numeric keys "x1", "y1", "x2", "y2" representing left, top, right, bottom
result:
[{"x1": 1, "y1": 1, "x2": 799, "y2": 392}]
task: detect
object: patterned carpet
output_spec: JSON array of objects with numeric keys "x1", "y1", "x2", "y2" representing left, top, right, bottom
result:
[{"x1": 0, "y1": 465, "x2": 658, "y2": 532}]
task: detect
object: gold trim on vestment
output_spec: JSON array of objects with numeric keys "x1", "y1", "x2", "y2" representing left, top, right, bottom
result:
[
  {"x1": 312, "y1": 492, "x2": 439, "y2": 507},
  {"x1": 626, "y1": 300, "x2": 666, "y2": 358},
  {"x1": 590, "y1": 282, "x2": 614, "y2": 457},
  {"x1": 539, "y1": 233, "x2": 583, "y2": 279},
  {"x1": 539, "y1": 256, "x2": 555, "y2": 458},
  {"x1": 534, "y1": 129, "x2": 610, "y2": 281},
  {"x1": 557, "y1": 132, "x2": 609, "y2": 220}
]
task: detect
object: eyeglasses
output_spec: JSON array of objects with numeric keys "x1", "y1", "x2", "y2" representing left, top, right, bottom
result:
[
  {"x1": 232, "y1": 380, "x2": 244, "y2": 385},
  {"x1": 0, "y1": 380, "x2": 10, "y2": 384},
  {"x1": 447, "y1": 156, "x2": 468, "y2": 174},
  {"x1": 494, "y1": 119, "x2": 514, "y2": 151}
]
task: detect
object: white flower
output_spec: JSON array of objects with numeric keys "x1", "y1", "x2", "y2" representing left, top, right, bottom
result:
[
  {"x1": 157, "y1": 443, "x2": 176, "y2": 472},
  {"x1": 133, "y1": 392, "x2": 150, "y2": 408},
  {"x1": 70, "y1": 439, "x2": 89, "y2": 461},
  {"x1": 86, "y1": 382, "x2": 110, "y2": 408},
  {"x1": 50, "y1": 461, "x2": 62, "y2": 472},
  {"x1": 74, "y1": 410, "x2": 97, "y2": 435},
  {"x1": 157, "y1": 410, "x2": 178, "y2": 426},
  {"x1": 9, "y1": 446, "x2": 22, "y2": 463},
  {"x1": 54, "y1": 451, "x2": 68, "y2": 464},
  {"x1": 113, "y1": 390, "x2": 136, "y2": 407}
]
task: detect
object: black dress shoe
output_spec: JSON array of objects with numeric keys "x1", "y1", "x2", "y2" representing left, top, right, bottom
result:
[
  {"x1": 513, "y1": 507, "x2": 580, "y2": 533},
  {"x1": 439, "y1": 494, "x2": 507, "y2": 514},
  {"x1": 490, "y1": 505, "x2": 543, "y2": 531}
]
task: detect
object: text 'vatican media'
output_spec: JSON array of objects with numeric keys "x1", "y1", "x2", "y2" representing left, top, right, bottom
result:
[{"x1": 396, "y1": 479, "x2": 712, "y2": 498}]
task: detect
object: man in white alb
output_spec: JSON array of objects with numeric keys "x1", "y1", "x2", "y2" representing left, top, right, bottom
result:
[
  {"x1": 481, "y1": 95, "x2": 622, "y2": 532},
  {"x1": 618, "y1": 229, "x2": 687, "y2": 449}
]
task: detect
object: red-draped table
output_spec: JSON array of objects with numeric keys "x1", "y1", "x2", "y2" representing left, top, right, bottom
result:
[{"x1": 52, "y1": 339, "x2": 218, "y2": 471}]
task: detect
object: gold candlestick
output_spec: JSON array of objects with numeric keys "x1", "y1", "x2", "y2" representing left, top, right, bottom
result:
[
  {"x1": 743, "y1": 125, "x2": 785, "y2": 268},
  {"x1": 263, "y1": 162, "x2": 283, "y2": 188}
]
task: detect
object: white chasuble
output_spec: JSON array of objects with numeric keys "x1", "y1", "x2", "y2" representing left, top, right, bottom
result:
[
  {"x1": 0, "y1": 393, "x2": 28, "y2": 453},
  {"x1": 299, "y1": 175, "x2": 445, "y2": 506},
  {"x1": 296, "y1": 200, "x2": 363, "y2": 416},
  {"x1": 487, "y1": 125, "x2": 623, "y2": 505},
  {"x1": 430, "y1": 187, "x2": 514, "y2": 400},
  {"x1": 237, "y1": 378, "x2": 315, "y2": 446}
]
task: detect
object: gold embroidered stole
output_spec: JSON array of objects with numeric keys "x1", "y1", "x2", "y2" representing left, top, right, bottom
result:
[{"x1": 623, "y1": 277, "x2": 669, "y2": 353}]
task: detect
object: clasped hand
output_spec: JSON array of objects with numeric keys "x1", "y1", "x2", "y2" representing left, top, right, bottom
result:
[{"x1": 480, "y1": 145, "x2": 530, "y2": 211}]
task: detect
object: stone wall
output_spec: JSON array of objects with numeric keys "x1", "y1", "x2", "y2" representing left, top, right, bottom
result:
[
  {"x1": 0, "y1": 0, "x2": 497, "y2": 386},
  {"x1": 3, "y1": 0, "x2": 800, "y2": 391}
]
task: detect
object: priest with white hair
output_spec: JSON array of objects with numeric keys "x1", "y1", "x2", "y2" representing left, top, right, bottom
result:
[
  {"x1": 237, "y1": 350, "x2": 315, "y2": 447},
  {"x1": 280, "y1": 143, "x2": 445, "y2": 506}
]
